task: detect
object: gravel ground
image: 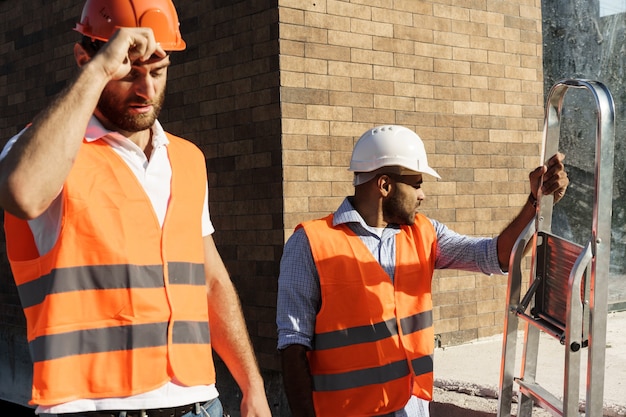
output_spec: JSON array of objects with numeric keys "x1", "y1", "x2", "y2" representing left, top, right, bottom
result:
[
  {"x1": 432, "y1": 381, "x2": 626, "y2": 417},
  {"x1": 431, "y1": 384, "x2": 554, "y2": 417}
]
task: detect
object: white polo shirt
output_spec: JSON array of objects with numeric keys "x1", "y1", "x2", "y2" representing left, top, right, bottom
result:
[{"x1": 1, "y1": 116, "x2": 218, "y2": 413}]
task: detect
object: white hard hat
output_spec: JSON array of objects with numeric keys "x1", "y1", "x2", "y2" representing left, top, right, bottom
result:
[{"x1": 349, "y1": 125, "x2": 441, "y2": 184}]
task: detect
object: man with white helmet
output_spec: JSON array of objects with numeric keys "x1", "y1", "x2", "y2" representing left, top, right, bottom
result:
[
  {"x1": 277, "y1": 125, "x2": 569, "y2": 417},
  {"x1": 0, "y1": 1, "x2": 271, "y2": 416}
]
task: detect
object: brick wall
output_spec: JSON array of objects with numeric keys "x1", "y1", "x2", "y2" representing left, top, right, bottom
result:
[
  {"x1": 0, "y1": 0, "x2": 87, "y2": 407},
  {"x1": 278, "y1": 0, "x2": 544, "y2": 346},
  {"x1": 165, "y1": 0, "x2": 284, "y2": 372}
]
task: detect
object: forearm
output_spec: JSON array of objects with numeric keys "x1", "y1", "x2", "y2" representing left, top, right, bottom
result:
[
  {"x1": 496, "y1": 195, "x2": 536, "y2": 270},
  {"x1": 203, "y1": 236, "x2": 269, "y2": 416},
  {"x1": 0, "y1": 63, "x2": 109, "y2": 218},
  {"x1": 207, "y1": 279, "x2": 265, "y2": 393},
  {"x1": 496, "y1": 152, "x2": 570, "y2": 270},
  {"x1": 280, "y1": 344, "x2": 316, "y2": 417},
  {"x1": 207, "y1": 277, "x2": 271, "y2": 417}
]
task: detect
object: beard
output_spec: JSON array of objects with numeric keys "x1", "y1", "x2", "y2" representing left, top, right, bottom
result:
[
  {"x1": 96, "y1": 88, "x2": 165, "y2": 133},
  {"x1": 383, "y1": 190, "x2": 417, "y2": 226}
]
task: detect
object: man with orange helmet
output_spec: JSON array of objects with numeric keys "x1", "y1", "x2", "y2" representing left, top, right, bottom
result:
[
  {"x1": 277, "y1": 125, "x2": 569, "y2": 417},
  {"x1": 0, "y1": 1, "x2": 271, "y2": 417}
]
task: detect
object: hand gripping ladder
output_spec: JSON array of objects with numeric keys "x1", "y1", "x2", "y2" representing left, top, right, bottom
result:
[{"x1": 496, "y1": 79, "x2": 615, "y2": 417}]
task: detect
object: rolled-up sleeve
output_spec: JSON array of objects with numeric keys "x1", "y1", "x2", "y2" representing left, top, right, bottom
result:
[{"x1": 432, "y1": 219, "x2": 504, "y2": 275}]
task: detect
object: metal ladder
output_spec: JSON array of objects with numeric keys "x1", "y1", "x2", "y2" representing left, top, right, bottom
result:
[{"x1": 496, "y1": 79, "x2": 615, "y2": 417}]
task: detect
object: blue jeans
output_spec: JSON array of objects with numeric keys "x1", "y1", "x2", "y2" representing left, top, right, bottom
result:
[{"x1": 183, "y1": 398, "x2": 224, "y2": 417}]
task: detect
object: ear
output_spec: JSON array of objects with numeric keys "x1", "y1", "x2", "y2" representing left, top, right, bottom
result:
[
  {"x1": 377, "y1": 174, "x2": 393, "y2": 197},
  {"x1": 74, "y1": 43, "x2": 91, "y2": 67}
]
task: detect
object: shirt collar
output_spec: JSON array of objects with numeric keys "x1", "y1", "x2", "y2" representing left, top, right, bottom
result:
[
  {"x1": 84, "y1": 115, "x2": 169, "y2": 148},
  {"x1": 333, "y1": 197, "x2": 401, "y2": 237},
  {"x1": 332, "y1": 197, "x2": 364, "y2": 227}
]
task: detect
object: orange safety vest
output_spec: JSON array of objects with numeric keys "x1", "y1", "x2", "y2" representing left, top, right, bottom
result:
[
  {"x1": 301, "y1": 213, "x2": 437, "y2": 416},
  {"x1": 4, "y1": 133, "x2": 215, "y2": 406}
]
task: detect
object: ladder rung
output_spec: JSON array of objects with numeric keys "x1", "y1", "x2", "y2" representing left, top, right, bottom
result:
[
  {"x1": 515, "y1": 378, "x2": 564, "y2": 416},
  {"x1": 514, "y1": 310, "x2": 565, "y2": 343}
]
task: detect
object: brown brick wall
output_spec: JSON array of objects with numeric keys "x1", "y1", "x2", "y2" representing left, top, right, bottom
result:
[
  {"x1": 279, "y1": 0, "x2": 544, "y2": 346},
  {"x1": 168, "y1": 0, "x2": 284, "y2": 372}
]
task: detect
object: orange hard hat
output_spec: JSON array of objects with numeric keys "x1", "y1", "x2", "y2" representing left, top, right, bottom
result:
[{"x1": 75, "y1": 0, "x2": 186, "y2": 51}]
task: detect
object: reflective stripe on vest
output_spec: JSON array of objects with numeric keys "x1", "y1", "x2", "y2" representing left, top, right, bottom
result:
[
  {"x1": 29, "y1": 320, "x2": 210, "y2": 362},
  {"x1": 313, "y1": 359, "x2": 411, "y2": 392},
  {"x1": 16, "y1": 262, "x2": 204, "y2": 309},
  {"x1": 4, "y1": 133, "x2": 215, "y2": 405},
  {"x1": 313, "y1": 310, "x2": 433, "y2": 351},
  {"x1": 301, "y1": 214, "x2": 437, "y2": 416}
]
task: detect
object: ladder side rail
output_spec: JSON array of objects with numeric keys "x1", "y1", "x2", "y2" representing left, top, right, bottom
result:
[
  {"x1": 497, "y1": 219, "x2": 536, "y2": 417},
  {"x1": 536, "y1": 81, "x2": 569, "y2": 234},
  {"x1": 584, "y1": 80, "x2": 615, "y2": 417},
  {"x1": 564, "y1": 242, "x2": 593, "y2": 417},
  {"x1": 516, "y1": 324, "x2": 542, "y2": 416}
]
